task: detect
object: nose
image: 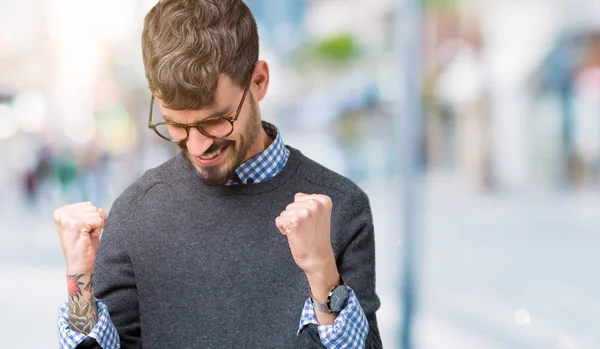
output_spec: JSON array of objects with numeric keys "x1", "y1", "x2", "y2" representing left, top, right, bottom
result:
[{"x1": 185, "y1": 127, "x2": 213, "y2": 156}]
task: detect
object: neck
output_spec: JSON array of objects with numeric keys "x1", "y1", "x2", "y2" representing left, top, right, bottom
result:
[{"x1": 244, "y1": 124, "x2": 272, "y2": 162}]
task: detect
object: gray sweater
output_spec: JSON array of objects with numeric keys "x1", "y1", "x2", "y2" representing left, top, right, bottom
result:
[{"x1": 82, "y1": 146, "x2": 382, "y2": 348}]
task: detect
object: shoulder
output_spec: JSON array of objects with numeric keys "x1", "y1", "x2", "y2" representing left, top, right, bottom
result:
[
  {"x1": 289, "y1": 147, "x2": 369, "y2": 204},
  {"x1": 109, "y1": 154, "x2": 185, "y2": 213}
]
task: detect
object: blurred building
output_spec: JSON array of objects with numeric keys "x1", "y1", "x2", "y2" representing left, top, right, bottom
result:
[{"x1": 245, "y1": 0, "x2": 308, "y2": 56}]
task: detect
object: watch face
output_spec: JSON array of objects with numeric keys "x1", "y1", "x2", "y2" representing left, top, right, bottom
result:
[{"x1": 329, "y1": 286, "x2": 349, "y2": 312}]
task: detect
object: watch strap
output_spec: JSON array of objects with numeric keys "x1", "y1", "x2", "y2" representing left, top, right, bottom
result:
[
  {"x1": 311, "y1": 297, "x2": 333, "y2": 313},
  {"x1": 310, "y1": 275, "x2": 345, "y2": 314}
]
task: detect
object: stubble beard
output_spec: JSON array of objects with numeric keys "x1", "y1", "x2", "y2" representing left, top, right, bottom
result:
[{"x1": 181, "y1": 100, "x2": 261, "y2": 186}]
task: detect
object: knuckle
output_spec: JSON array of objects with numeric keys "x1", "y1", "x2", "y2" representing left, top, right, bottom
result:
[
  {"x1": 67, "y1": 220, "x2": 78, "y2": 230},
  {"x1": 300, "y1": 208, "x2": 310, "y2": 218}
]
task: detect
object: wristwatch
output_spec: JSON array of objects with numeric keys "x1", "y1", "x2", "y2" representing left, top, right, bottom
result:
[{"x1": 310, "y1": 276, "x2": 350, "y2": 314}]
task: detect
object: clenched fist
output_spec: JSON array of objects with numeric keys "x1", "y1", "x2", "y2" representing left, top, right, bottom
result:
[
  {"x1": 53, "y1": 202, "x2": 107, "y2": 274},
  {"x1": 275, "y1": 193, "x2": 336, "y2": 276}
]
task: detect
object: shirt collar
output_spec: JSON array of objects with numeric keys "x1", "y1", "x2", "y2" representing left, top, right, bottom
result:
[{"x1": 225, "y1": 121, "x2": 289, "y2": 185}]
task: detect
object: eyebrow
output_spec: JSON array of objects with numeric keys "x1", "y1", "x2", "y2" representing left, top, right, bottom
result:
[{"x1": 162, "y1": 107, "x2": 233, "y2": 123}]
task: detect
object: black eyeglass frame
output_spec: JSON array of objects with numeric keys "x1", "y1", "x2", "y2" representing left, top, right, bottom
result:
[{"x1": 148, "y1": 69, "x2": 254, "y2": 143}]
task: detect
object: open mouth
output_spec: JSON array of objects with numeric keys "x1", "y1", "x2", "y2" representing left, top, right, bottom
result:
[
  {"x1": 195, "y1": 144, "x2": 230, "y2": 166},
  {"x1": 200, "y1": 144, "x2": 228, "y2": 160}
]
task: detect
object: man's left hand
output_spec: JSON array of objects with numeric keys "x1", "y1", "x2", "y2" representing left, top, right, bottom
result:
[
  {"x1": 275, "y1": 193, "x2": 337, "y2": 278},
  {"x1": 276, "y1": 193, "x2": 341, "y2": 321}
]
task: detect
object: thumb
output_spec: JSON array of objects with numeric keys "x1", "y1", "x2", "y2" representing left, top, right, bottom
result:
[
  {"x1": 275, "y1": 217, "x2": 286, "y2": 235},
  {"x1": 294, "y1": 192, "x2": 308, "y2": 200},
  {"x1": 90, "y1": 208, "x2": 106, "y2": 239},
  {"x1": 99, "y1": 208, "x2": 107, "y2": 224}
]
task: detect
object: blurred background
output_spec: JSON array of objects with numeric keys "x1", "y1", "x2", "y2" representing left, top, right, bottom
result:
[{"x1": 1, "y1": 0, "x2": 599, "y2": 348}]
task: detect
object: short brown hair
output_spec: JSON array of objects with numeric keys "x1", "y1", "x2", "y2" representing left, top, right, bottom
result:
[{"x1": 142, "y1": 0, "x2": 259, "y2": 110}]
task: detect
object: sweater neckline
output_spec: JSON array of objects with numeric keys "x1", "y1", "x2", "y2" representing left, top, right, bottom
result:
[{"x1": 173, "y1": 146, "x2": 302, "y2": 196}]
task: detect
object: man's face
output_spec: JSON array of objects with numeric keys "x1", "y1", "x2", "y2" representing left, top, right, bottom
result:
[{"x1": 155, "y1": 74, "x2": 262, "y2": 185}]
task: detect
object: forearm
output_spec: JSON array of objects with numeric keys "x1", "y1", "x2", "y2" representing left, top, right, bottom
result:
[
  {"x1": 298, "y1": 191, "x2": 383, "y2": 348},
  {"x1": 66, "y1": 272, "x2": 98, "y2": 334}
]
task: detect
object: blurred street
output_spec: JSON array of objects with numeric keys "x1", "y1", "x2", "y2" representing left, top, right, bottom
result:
[{"x1": 417, "y1": 177, "x2": 600, "y2": 349}]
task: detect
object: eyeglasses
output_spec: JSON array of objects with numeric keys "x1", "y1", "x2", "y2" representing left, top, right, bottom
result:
[{"x1": 148, "y1": 71, "x2": 253, "y2": 143}]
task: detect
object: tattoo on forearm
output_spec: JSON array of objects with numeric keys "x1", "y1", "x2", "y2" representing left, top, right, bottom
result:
[
  {"x1": 67, "y1": 274, "x2": 98, "y2": 334},
  {"x1": 67, "y1": 274, "x2": 84, "y2": 302},
  {"x1": 84, "y1": 274, "x2": 94, "y2": 292}
]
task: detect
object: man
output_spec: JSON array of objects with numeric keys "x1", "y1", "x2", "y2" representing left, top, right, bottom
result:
[{"x1": 54, "y1": 0, "x2": 382, "y2": 348}]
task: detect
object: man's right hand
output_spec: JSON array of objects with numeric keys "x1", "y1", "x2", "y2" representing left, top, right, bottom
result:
[{"x1": 53, "y1": 202, "x2": 107, "y2": 274}]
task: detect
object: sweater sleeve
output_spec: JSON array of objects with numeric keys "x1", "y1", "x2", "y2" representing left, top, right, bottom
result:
[{"x1": 296, "y1": 189, "x2": 383, "y2": 349}]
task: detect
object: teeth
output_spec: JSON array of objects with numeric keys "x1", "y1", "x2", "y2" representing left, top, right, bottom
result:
[{"x1": 200, "y1": 146, "x2": 225, "y2": 160}]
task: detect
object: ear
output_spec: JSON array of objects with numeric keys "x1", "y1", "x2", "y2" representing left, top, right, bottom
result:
[{"x1": 252, "y1": 60, "x2": 270, "y2": 102}]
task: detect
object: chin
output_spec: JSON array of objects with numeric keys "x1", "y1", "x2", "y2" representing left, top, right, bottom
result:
[
  {"x1": 194, "y1": 159, "x2": 236, "y2": 186},
  {"x1": 184, "y1": 143, "x2": 245, "y2": 185},
  {"x1": 202, "y1": 168, "x2": 231, "y2": 185}
]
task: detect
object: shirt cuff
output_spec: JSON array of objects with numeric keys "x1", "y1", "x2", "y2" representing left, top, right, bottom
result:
[
  {"x1": 297, "y1": 287, "x2": 369, "y2": 348},
  {"x1": 57, "y1": 299, "x2": 120, "y2": 349}
]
